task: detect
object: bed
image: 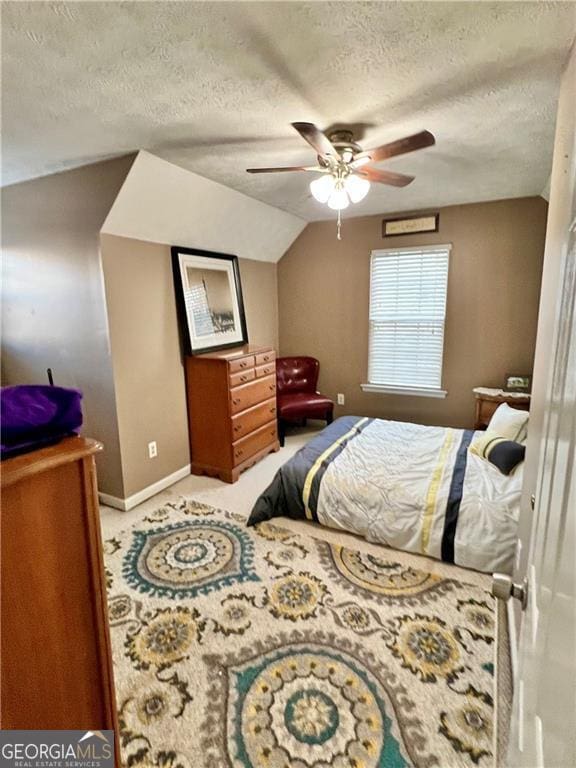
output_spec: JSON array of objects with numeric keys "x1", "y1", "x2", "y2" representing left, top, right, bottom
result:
[{"x1": 247, "y1": 415, "x2": 523, "y2": 574}]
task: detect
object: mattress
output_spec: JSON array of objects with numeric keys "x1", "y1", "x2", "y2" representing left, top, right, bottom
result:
[{"x1": 248, "y1": 415, "x2": 522, "y2": 573}]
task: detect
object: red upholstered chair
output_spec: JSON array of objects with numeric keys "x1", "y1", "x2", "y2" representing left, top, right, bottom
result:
[{"x1": 275, "y1": 356, "x2": 334, "y2": 446}]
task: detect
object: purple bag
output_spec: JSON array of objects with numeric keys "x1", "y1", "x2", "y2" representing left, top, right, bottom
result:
[{"x1": 1, "y1": 385, "x2": 83, "y2": 459}]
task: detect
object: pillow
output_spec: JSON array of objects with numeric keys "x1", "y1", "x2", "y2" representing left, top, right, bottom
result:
[
  {"x1": 487, "y1": 402, "x2": 529, "y2": 443},
  {"x1": 470, "y1": 431, "x2": 526, "y2": 475}
]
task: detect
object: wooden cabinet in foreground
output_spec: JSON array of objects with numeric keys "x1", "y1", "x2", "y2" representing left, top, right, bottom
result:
[
  {"x1": 185, "y1": 345, "x2": 280, "y2": 483},
  {"x1": 0, "y1": 437, "x2": 119, "y2": 765}
]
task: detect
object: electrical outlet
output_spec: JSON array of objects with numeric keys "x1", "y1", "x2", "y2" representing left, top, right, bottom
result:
[
  {"x1": 337, "y1": 393, "x2": 345, "y2": 406},
  {"x1": 148, "y1": 441, "x2": 158, "y2": 459}
]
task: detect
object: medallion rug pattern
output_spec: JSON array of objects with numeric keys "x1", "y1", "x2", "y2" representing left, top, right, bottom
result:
[{"x1": 105, "y1": 500, "x2": 504, "y2": 768}]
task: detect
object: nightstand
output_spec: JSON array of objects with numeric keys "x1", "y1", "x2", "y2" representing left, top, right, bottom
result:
[{"x1": 473, "y1": 387, "x2": 531, "y2": 430}]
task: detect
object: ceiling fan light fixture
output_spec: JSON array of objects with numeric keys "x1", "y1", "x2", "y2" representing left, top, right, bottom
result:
[
  {"x1": 350, "y1": 155, "x2": 371, "y2": 168},
  {"x1": 327, "y1": 182, "x2": 350, "y2": 210},
  {"x1": 344, "y1": 174, "x2": 371, "y2": 203},
  {"x1": 310, "y1": 174, "x2": 336, "y2": 203},
  {"x1": 246, "y1": 123, "x2": 434, "y2": 238}
]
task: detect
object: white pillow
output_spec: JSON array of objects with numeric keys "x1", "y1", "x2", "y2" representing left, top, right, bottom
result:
[{"x1": 487, "y1": 403, "x2": 529, "y2": 443}]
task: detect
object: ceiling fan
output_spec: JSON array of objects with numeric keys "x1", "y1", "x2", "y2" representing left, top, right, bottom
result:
[{"x1": 246, "y1": 122, "x2": 435, "y2": 238}]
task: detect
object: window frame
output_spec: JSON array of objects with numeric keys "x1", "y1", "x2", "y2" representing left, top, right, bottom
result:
[{"x1": 361, "y1": 243, "x2": 451, "y2": 399}]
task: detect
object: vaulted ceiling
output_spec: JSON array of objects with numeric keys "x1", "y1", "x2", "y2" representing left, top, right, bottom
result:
[{"x1": 2, "y1": 2, "x2": 575, "y2": 220}]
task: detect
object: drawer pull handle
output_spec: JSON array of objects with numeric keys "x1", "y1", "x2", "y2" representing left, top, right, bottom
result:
[
  {"x1": 240, "y1": 375, "x2": 248, "y2": 382},
  {"x1": 234, "y1": 425, "x2": 241, "y2": 433},
  {"x1": 236, "y1": 449, "x2": 243, "y2": 458},
  {"x1": 269, "y1": 407, "x2": 275, "y2": 414},
  {"x1": 263, "y1": 355, "x2": 270, "y2": 361},
  {"x1": 269, "y1": 385, "x2": 275, "y2": 391},
  {"x1": 240, "y1": 361, "x2": 247, "y2": 368},
  {"x1": 233, "y1": 398, "x2": 241, "y2": 405}
]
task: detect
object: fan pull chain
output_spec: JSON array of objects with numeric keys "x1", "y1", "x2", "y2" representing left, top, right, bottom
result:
[{"x1": 337, "y1": 209, "x2": 342, "y2": 240}]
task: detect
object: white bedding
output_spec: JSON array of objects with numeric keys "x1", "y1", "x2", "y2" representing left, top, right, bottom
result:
[{"x1": 316, "y1": 419, "x2": 522, "y2": 573}]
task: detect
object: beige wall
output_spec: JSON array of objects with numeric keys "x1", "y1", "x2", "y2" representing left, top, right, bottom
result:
[
  {"x1": 1, "y1": 156, "x2": 134, "y2": 495},
  {"x1": 100, "y1": 234, "x2": 278, "y2": 498},
  {"x1": 279, "y1": 197, "x2": 547, "y2": 429},
  {"x1": 238, "y1": 257, "x2": 279, "y2": 349}
]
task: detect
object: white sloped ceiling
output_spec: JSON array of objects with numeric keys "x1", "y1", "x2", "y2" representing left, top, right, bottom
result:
[{"x1": 101, "y1": 151, "x2": 306, "y2": 262}]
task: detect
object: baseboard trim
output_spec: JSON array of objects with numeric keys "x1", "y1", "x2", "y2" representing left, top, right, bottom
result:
[{"x1": 99, "y1": 464, "x2": 191, "y2": 511}]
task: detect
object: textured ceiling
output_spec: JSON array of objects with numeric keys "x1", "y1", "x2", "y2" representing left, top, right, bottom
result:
[{"x1": 2, "y1": 2, "x2": 575, "y2": 221}]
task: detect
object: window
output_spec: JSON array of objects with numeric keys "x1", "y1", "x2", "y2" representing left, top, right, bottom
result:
[{"x1": 362, "y1": 244, "x2": 450, "y2": 398}]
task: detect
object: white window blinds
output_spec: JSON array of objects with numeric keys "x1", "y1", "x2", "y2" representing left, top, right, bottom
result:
[{"x1": 367, "y1": 245, "x2": 450, "y2": 394}]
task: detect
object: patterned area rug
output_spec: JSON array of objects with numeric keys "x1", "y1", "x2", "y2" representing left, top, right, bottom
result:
[{"x1": 104, "y1": 500, "x2": 508, "y2": 768}]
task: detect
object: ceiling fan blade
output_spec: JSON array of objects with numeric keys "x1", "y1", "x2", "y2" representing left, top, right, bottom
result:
[
  {"x1": 291, "y1": 122, "x2": 340, "y2": 160},
  {"x1": 355, "y1": 167, "x2": 415, "y2": 187},
  {"x1": 354, "y1": 130, "x2": 435, "y2": 164},
  {"x1": 246, "y1": 165, "x2": 320, "y2": 173}
]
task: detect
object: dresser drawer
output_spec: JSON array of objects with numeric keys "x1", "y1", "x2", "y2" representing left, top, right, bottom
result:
[
  {"x1": 232, "y1": 420, "x2": 277, "y2": 466},
  {"x1": 255, "y1": 362, "x2": 275, "y2": 378},
  {"x1": 230, "y1": 368, "x2": 255, "y2": 388},
  {"x1": 231, "y1": 398, "x2": 277, "y2": 441},
  {"x1": 230, "y1": 375, "x2": 276, "y2": 415},
  {"x1": 228, "y1": 355, "x2": 255, "y2": 374},
  {"x1": 255, "y1": 351, "x2": 275, "y2": 367}
]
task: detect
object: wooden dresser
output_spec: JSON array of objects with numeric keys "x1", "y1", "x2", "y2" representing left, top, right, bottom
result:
[
  {"x1": 473, "y1": 387, "x2": 531, "y2": 429},
  {"x1": 185, "y1": 345, "x2": 280, "y2": 483},
  {"x1": 1, "y1": 437, "x2": 119, "y2": 764}
]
